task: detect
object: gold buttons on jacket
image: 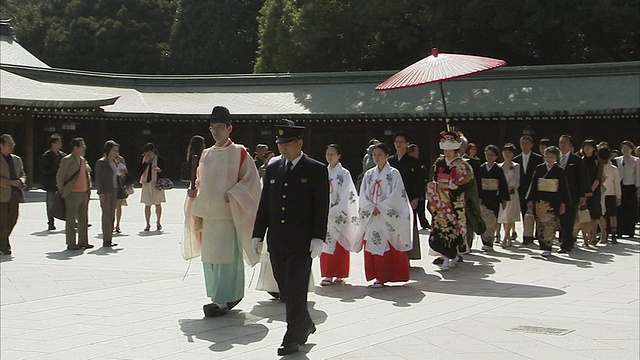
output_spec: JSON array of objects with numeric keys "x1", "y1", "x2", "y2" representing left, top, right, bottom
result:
[
  {"x1": 282, "y1": 195, "x2": 286, "y2": 199},
  {"x1": 281, "y1": 207, "x2": 285, "y2": 211},
  {"x1": 284, "y1": 182, "x2": 288, "y2": 186},
  {"x1": 281, "y1": 219, "x2": 285, "y2": 223}
]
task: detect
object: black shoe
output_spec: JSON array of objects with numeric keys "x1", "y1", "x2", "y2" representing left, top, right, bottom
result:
[
  {"x1": 102, "y1": 242, "x2": 118, "y2": 247},
  {"x1": 299, "y1": 323, "x2": 316, "y2": 345},
  {"x1": 87, "y1": 223, "x2": 92, "y2": 228},
  {"x1": 267, "y1": 292, "x2": 281, "y2": 300},
  {"x1": 48, "y1": 225, "x2": 56, "y2": 231},
  {"x1": 144, "y1": 225, "x2": 150, "y2": 231},
  {"x1": 66, "y1": 245, "x2": 82, "y2": 250},
  {"x1": 0, "y1": 249, "x2": 12, "y2": 255},
  {"x1": 81, "y1": 244, "x2": 95, "y2": 249},
  {"x1": 558, "y1": 248, "x2": 571, "y2": 254},
  {"x1": 203, "y1": 303, "x2": 229, "y2": 317},
  {"x1": 432, "y1": 257, "x2": 444, "y2": 265},
  {"x1": 277, "y1": 343, "x2": 299, "y2": 356}
]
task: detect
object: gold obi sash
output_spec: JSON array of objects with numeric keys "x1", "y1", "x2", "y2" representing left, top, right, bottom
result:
[
  {"x1": 538, "y1": 178, "x2": 559, "y2": 192},
  {"x1": 481, "y1": 178, "x2": 499, "y2": 191}
]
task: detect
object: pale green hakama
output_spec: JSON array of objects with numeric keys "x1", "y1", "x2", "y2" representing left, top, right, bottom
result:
[{"x1": 201, "y1": 219, "x2": 244, "y2": 304}]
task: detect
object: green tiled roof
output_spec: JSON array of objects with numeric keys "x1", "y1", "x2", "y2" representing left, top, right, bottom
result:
[{"x1": 2, "y1": 35, "x2": 638, "y2": 116}]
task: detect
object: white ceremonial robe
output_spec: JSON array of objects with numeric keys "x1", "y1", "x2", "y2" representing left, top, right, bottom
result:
[
  {"x1": 354, "y1": 163, "x2": 413, "y2": 255},
  {"x1": 181, "y1": 142, "x2": 261, "y2": 266},
  {"x1": 324, "y1": 163, "x2": 359, "y2": 254}
]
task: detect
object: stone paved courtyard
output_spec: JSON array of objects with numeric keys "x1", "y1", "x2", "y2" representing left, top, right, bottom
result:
[{"x1": 1, "y1": 189, "x2": 638, "y2": 359}]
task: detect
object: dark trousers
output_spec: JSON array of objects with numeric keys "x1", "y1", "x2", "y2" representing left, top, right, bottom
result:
[
  {"x1": 46, "y1": 191, "x2": 56, "y2": 226},
  {"x1": 270, "y1": 251, "x2": 314, "y2": 345},
  {"x1": 99, "y1": 192, "x2": 118, "y2": 244},
  {"x1": 416, "y1": 199, "x2": 430, "y2": 229},
  {"x1": 0, "y1": 193, "x2": 20, "y2": 252},
  {"x1": 559, "y1": 205, "x2": 577, "y2": 251}
]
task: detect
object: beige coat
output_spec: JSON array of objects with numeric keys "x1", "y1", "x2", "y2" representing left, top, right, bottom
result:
[
  {"x1": 56, "y1": 154, "x2": 91, "y2": 199},
  {"x1": 0, "y1": 154, "x2": 26, "y2": 202}
]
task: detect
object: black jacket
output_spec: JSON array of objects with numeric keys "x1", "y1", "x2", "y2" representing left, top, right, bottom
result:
[
  {"x1": 252, "y1": 155, "x2": 329, "y2": 255},
  {"x1": 138, "y1": 156, "x2": 167, "y2": 182},
  {"x1": 388, "y1": 153, "x2": 424, "y2": 202},
  {"x1": 40, "y1": 149, "x2": 66, "y2": 191},
  {"x1": 513, "y1": 151, "x2": 544, "y2": 198},
  {"x1": 561, "y1": 152, "x2": 589, "y2": 206}
]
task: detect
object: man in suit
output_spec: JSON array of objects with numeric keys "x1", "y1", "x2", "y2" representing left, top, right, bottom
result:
[
  {"x1": 558, "y1": 134, "x2": 589, "y2": 253},
  {"x1": 407, "y1": 144, "x2": 430, "y2": 230},
  {"x1": 0, "y1": 134, "x2": 26, "y2": 256},
  {"x1": 513, "y1": 135, "x2": 544, "y2": 244},
  {"x1": 41, "y1": 134, "x2": 66, "y2": 231},
  {"x1": 252, "y1": 121, "x2": 329, "y2": 356},
  {"x1": 388, "y1": 131, "x2": 423, "y2": 260},
  {"x1": 56, "y1": 137, "x2": 93, "y2": 251}
]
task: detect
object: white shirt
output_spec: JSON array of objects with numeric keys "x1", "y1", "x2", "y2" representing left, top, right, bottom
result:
[
  {"x1": 522, "y1": 152, "x2": 531, "y2": 173},
  {"x1": 615, "y1": 155, "x2": 640, "y2": 187},
  {"x1": 287, "y1": 152, "x2": 303, "y2": 169}
]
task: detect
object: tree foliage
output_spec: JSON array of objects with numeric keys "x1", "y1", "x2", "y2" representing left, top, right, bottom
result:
[
  {"x1": 165, "y1": 0, "x2": 263, "y2": 74},
  {"x1": 2, "y1": 0, "x2": 638, "y2": 74}
]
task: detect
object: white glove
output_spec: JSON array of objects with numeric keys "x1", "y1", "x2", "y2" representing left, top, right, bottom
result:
[
  {"x1": 309, "y1": 238, "x2": 324, "y2": 258},
  {"x1": 252, "y1": 237, "x2": 263, "y2": 255}
]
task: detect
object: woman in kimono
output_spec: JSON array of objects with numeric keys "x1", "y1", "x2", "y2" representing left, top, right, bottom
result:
[
  {"x1": 427, "y1": 131, "x2": 475, "y2": 270},
  {"x1": 476, "y1": 145, "x2": 509, "y2": 251},
  {"x1": 526, "y1": 146, "x2": 570, "y2": 257},
  {"x1": 354, "y1": 143, "x2": 413, "y2": 288},
  {"x1": 497, "y1": 143, "x2": 521, "y2": 247},
  {"x1": 320, "y1": 144, "x2": 359, "y2": 286}
]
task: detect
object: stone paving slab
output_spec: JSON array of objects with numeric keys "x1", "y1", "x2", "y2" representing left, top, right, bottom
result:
[{"x1": 1, "y1": 189, "x2": 638, "y2": 360}]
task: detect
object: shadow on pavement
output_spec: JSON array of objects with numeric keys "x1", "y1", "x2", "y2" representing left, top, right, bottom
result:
[
  {"x1": 30, "y1": 229, "x2": 65, "y2": 237},
  {"x1": 0, "y1": 254, "x2": 14, "y2": 262},
  {"x1": 137, "y1": 230, "x2": 165, "y2": 236},
  {"x1": 87, "y1": 247, "x2": 123, "y2": 256},
  {"x1": 178, "y1": 314, "x2": 269, "y2": 352},
  {"x1": 45, "y1": 249, "x2": 85, "y2": 260}
]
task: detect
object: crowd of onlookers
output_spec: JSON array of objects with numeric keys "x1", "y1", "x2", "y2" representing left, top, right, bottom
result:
[{"x1": 0, "y1": 131, "x2": 638, "y2": 262}]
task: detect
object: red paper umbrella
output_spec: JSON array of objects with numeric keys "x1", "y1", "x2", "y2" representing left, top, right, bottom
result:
[{"x1": 376, "y1": 48, "x2": 506, "y2": 119}]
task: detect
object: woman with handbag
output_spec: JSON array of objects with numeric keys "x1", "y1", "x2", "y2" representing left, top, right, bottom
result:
[
  {"x1": 497, "y1": 143, "x2": 521, "y2": 248},
  {"x1": 94, "y1": 140, "x2": 120, "y2": 247},
  {"x1": 139, "y1": 142, "x2": 167, "y2": 231}
]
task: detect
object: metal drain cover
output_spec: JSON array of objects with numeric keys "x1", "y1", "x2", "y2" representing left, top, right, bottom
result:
[{"x1": 510, "y1": 326, "x2": 574, "y2": 336}]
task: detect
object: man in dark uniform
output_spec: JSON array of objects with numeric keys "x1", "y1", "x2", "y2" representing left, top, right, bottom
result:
[
  {"x1": 388, "y1": 131, "x2": 423, "y2": 260},
  {"x1": 558, "y1": 134, "x2": 589, "y2": 253},
  {"x1": 252, "y1": 121, "x2": 329, "y2": 356},
  {"x1": 513, "y1": 135, "x2": 544, "y2": 244}
]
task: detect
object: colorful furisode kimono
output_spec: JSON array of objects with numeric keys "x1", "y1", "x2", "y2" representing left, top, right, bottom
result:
[
  {"x1": 427, "y1": 156, "x2": 474, "y2": 259},
  {"x1": 354, "y1": 163, "x2": 413, "y2": 283},
  {"x1": 476, "y1": 162, "x2": 510, "y2": 246},
  {"x1": 526, "y1": 163, "x2": 570, "y2": 251},
  {"x1": 321, "y1": 163, "x2": 359, "y2": 278}
]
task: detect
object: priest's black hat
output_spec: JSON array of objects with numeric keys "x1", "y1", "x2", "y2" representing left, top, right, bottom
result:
[{"x1": 210, "y1": 106, "x2": 231, "y2": 124}]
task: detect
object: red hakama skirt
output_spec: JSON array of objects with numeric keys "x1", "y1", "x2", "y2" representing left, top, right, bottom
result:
[
  {"x1": 363, "y1": 240, "x2": 409, "y2": 283},
  {"x1": 320, "y1": 242, "x2": 350, "y2": 278}
]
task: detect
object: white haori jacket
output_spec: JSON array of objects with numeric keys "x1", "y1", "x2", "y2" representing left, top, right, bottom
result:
[
  {"x1": 354, "y1": 163, "x2": 413, "y2": 256},
  {"x1": 181, "y1": 142, "x2": 261, "y2": 266},
  {"x1": 324, "y1": 163, "x2": 359, "y2": 254}
]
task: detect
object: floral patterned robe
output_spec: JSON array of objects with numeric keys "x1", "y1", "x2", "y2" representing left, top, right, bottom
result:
[
  {"x1": 427, "y1": 156, "x2": 474, "y2": 257},
  {"x1": 324, "y1": 163, "x2": 359, "y2": 254},
  {"x1": 353, "y1": 163, "x2": 413, "y2": 256}
]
